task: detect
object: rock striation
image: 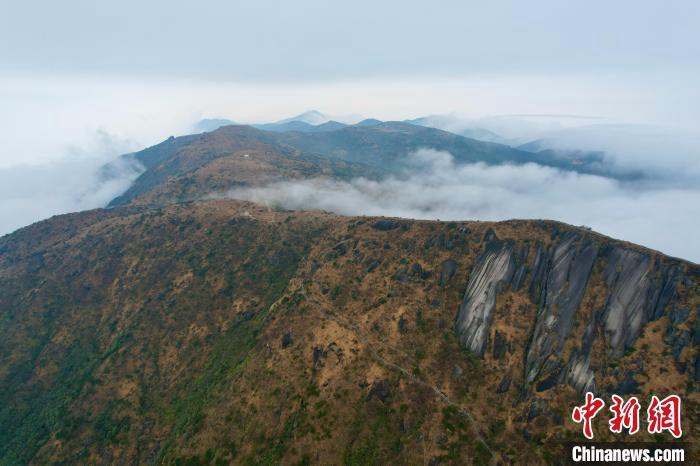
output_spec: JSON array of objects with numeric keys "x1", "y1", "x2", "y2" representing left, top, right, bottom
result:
[
  {"x1": 455, "y1": 241, "x2": 515, "y2": 356},
  {"x1": 455, "y1": 229, "x2": 692, "y2": 395}
]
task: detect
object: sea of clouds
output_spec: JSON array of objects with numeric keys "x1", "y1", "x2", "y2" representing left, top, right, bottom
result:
[{"x1": 221, "y1": 149, "x2": 700, "y2": 263}]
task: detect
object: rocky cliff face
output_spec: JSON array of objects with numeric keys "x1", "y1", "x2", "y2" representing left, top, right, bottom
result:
[
  {"x1": 455, "y1": 227, "x2": 696, "y2": 400},
  {"x1": 0, "y1": 201, "x2": 697, "y2": 465},
  {"x1": 455, "y1": 240, "x2": 515, "y2": 357}
]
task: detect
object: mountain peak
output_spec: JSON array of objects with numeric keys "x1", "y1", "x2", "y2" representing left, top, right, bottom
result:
[
  {"x1": 194, "y1": 118, "x2": 236, "y2": 133},
  {"x1": 276, "y1": 110, "x2": 329, "y2": 125},
  {"x1": 354, "y1": 118, "x2": 383, "y2": 127}
]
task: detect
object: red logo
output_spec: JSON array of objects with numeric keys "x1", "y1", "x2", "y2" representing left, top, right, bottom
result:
[
  {"x1": 647, "y1": 395, "x2": 682, "y2": 438},
  {"x1": 572, "y1": 392, "x2": 682, "y2": 439},
  {"x1": 572, "y1": 392, "x2": 606, "y2": 439},
  {"x1": 608, "y1": 395, "x2": 641, "y2": 435}
]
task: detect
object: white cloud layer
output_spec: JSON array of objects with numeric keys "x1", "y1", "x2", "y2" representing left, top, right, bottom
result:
[
  {"x1": 222, "y1": 150, "x2": 700, "y2": 263},
  {"x1": 0, "y1": 132, "x2": 143, "y2": 236}
]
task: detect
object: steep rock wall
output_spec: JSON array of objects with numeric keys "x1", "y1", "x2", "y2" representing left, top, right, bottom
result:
[
  {"x1": 455, "y1": 229, "x2": 694, "y2": 395},
  {"x1": 455, "y1": 240, "x2": 515, "y2": 356}
]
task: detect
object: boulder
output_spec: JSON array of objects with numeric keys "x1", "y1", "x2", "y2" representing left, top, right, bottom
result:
[{"x1": 438, "y1": 259, "x2": 458, "y2": 287}]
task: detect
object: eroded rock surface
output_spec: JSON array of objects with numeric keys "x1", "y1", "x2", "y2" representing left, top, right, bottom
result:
[
  {"x1": 455, "y1": 228, "x2": 692, "y2": 396},
  {"x1": 455, "y1": 241, "x2": 515, "y2": 356}
]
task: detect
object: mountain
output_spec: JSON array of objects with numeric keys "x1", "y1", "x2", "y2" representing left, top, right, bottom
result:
[
  {"x1": 108, "y1": 126, "x2": 378, "y2": 208},
  {"x1": 274, "y1": 110, "x2": 330, "y2": 126},
  {"x1": 108, "y1": 122, "x2": 650, "y2": 209},
  {"x1": 1, "y1": 199, "x2": 697, "y2": 464},
  {"x1": 354, "y1": 118, "x2": 383, "y2": 127},
  {"x1": 195, "y1": 112, "x2": 340, "y2": 135},
  {"x1": 516, "y1": 144, "x2": 634, "y2": 180},
  {"x1": 194, "y1": 118, "x2": 237, "y2": 133},
  {"x1": 252, "y1": 120, "x2": 319, "y2": 133},
  {"x1": 252, "y1": 120, "x2": 348, "y2": 133},
  {"x1": 514, "y1": 124, "x2": 700, "y2": 182},
  {"x1": 261, "y1": 121, "x2": 633, "y2": 179},
  {"x1": 314, "y1": 120, "x2": 348, "y2": 132},
  {"x1": 269, "y1": 121, "x2": 530, "y2": 169},
  {"x1": 407, "y1": 115, "x2": 509, "y2": 145},
  {"x1": 3, "y1": 117, "x2": 697, "y2": 465}
]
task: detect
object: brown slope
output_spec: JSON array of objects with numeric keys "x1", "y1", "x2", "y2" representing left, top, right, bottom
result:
[
  {"x1": 109, "y1": 126, "x2": 378, "y2": 208},
  {"x1": 0, "y1": 201, "x2": 697, "y2": 465},
  {"x1": 108, "y1": 121, "x2": 605, "y2": 210}
]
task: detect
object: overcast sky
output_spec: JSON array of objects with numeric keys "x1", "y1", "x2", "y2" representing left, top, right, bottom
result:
[
  {"x1": 1, "y1": 1, "x2": 699, "y2": 261},
  {"x1": 2, "y1": 1, "x2": 699, "y2": 81}
]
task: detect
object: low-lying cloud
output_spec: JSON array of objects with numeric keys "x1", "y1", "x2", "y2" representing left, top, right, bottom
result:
[
  {"x1": 223, "y1": 149, "x2": 700, "y2": 263},
  {"x1": 0, "y1": 132, "x2": 143, "y2": 236}
]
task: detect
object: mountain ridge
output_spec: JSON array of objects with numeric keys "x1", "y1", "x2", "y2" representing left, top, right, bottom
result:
[
  {"x1": 0, "y1": 199, "x2": 697, "y2": 464},
  {"x1": 109, "y1": 121, "x2": 632, "y2": 209}
]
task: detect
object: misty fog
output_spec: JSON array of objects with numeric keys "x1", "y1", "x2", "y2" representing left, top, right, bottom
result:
[
  {"x1": 0, "y1": 150, "x2": 142, "y2": 235},
  {"x1": 220, "y1": 149, "x2": 700, "y2": 263}
]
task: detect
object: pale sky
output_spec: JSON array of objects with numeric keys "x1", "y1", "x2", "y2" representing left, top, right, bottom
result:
[{"x1": 2, "y1": 1, "x2": 699, "y2": 81}]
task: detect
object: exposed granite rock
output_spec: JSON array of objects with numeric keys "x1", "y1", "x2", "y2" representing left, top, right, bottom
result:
[
  {"x1": 367, "y1": 379, "x2": 390, "y2": 402},
  {"x1": 312, "y1": 346, "x2": 325, "y2": 366},
  {"x1": 497, "y1": 373, "x2": 512, "y2": 393},
  {"x1": 423, "y1": 232, "x2": 455, "y2": 250},
  {"x1": 668, "y1": 307, "x2": 690, "y2": 327},
  {"x1": 409, "y1": 262, "x2": 431, "y2": 279},
  {"x1": 665, "y1": 307, "x2": 691, "y2": 362},
  {"x1": 600, "y1": 248, "x2": 681, "y2": 357},
  {"x1": 602, "y1": 248, "x2": 653, "y2": 357},
  {"x1": 398, "y1": 316, "x2": 408, "y2": 333},
  {"x1": 415, "y1": 309, "x2": 424, "y2": 326},
  {"x1": 562, "y1": 315, "x2": 598, "y2": 393},
  {"x1": 483, "y1": 228, "x2": 498, "y2": 242},
  {"x1": 535, "y1": 366, "x2": 562, "y2": 392},
  {"x1": 410, "y1": 262, "x2": 423, "y2": 277},
  {"x1": 372, "y1": 220, "x2": 401, "y2": 231},
  {"x1": 333, "y1": 242, "x2": 349, "y2": 256},
  {"x1": 281, "y1": 332, "x2": 293, "y2": 348},
  {"x1": 438, "y1": 259, "x2": 458, "y2": 287},
  {"x1": 455, "y1": 241, "x2": 515, "y2": 356},
  {"x1": 525, "y1": 232, "x2": 598, "y2": 385},
  {"x1": 647, "y1": 262, "x2": 680, "y2": 321},
  {"x1": 614, "y1": 372, "x2": 640, "y2": 395},
  {"x1": 366, "y1": 259, "x2": 380, "y2": 273},
  {"x1": 671, "y1": 331, "x2": 691, "y2": 362},
  {"x1": 493, "y1": 330, "x2": 508, "y2": 360},
  {"x1": 527, "y1": 399, "x2": 548, "y2": 422},
  {"x1": 393, "y1": 268, "x2": 409, "y2": 282},
  {"x1": 528, "y1": 242, "x2": 549, "y2": 303},
  {"x1": 453, "y1": 225, "x2": 695, "y2": 397},
  {"x1": 511, "y1": 244, "x2": 530, "y2": 290},
  {"x1": 400, "y1": 239, "x2": 416, "y2": 252}
]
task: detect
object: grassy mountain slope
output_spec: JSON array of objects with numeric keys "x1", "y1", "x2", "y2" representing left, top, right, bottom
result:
[
  {"x1": 110, "y1": 121, "x2": 623, "y2": 210},
  {"x1": 0, "y1": 200, "x2": 697, "y2": 464},
  {"x1": 109, "y1": 126, "x2": 377, "y2": 208}
]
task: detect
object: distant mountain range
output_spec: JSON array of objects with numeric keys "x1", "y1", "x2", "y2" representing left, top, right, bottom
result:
[
  {"x1": 189, "y1": 111, "x2": 641, "y2": 181},
  {"x1": 196, "y1": 111, "x2": 344, "y2": 134},
  {"x1": 405, "y1": 115, "x2": 509, "y2": 145},
  {"x1": 113, "y1": 120, "x2": 621, "y2": 208},
  {"x1": 194, "y1": 111, "x2": 509, "y2": 142}
]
